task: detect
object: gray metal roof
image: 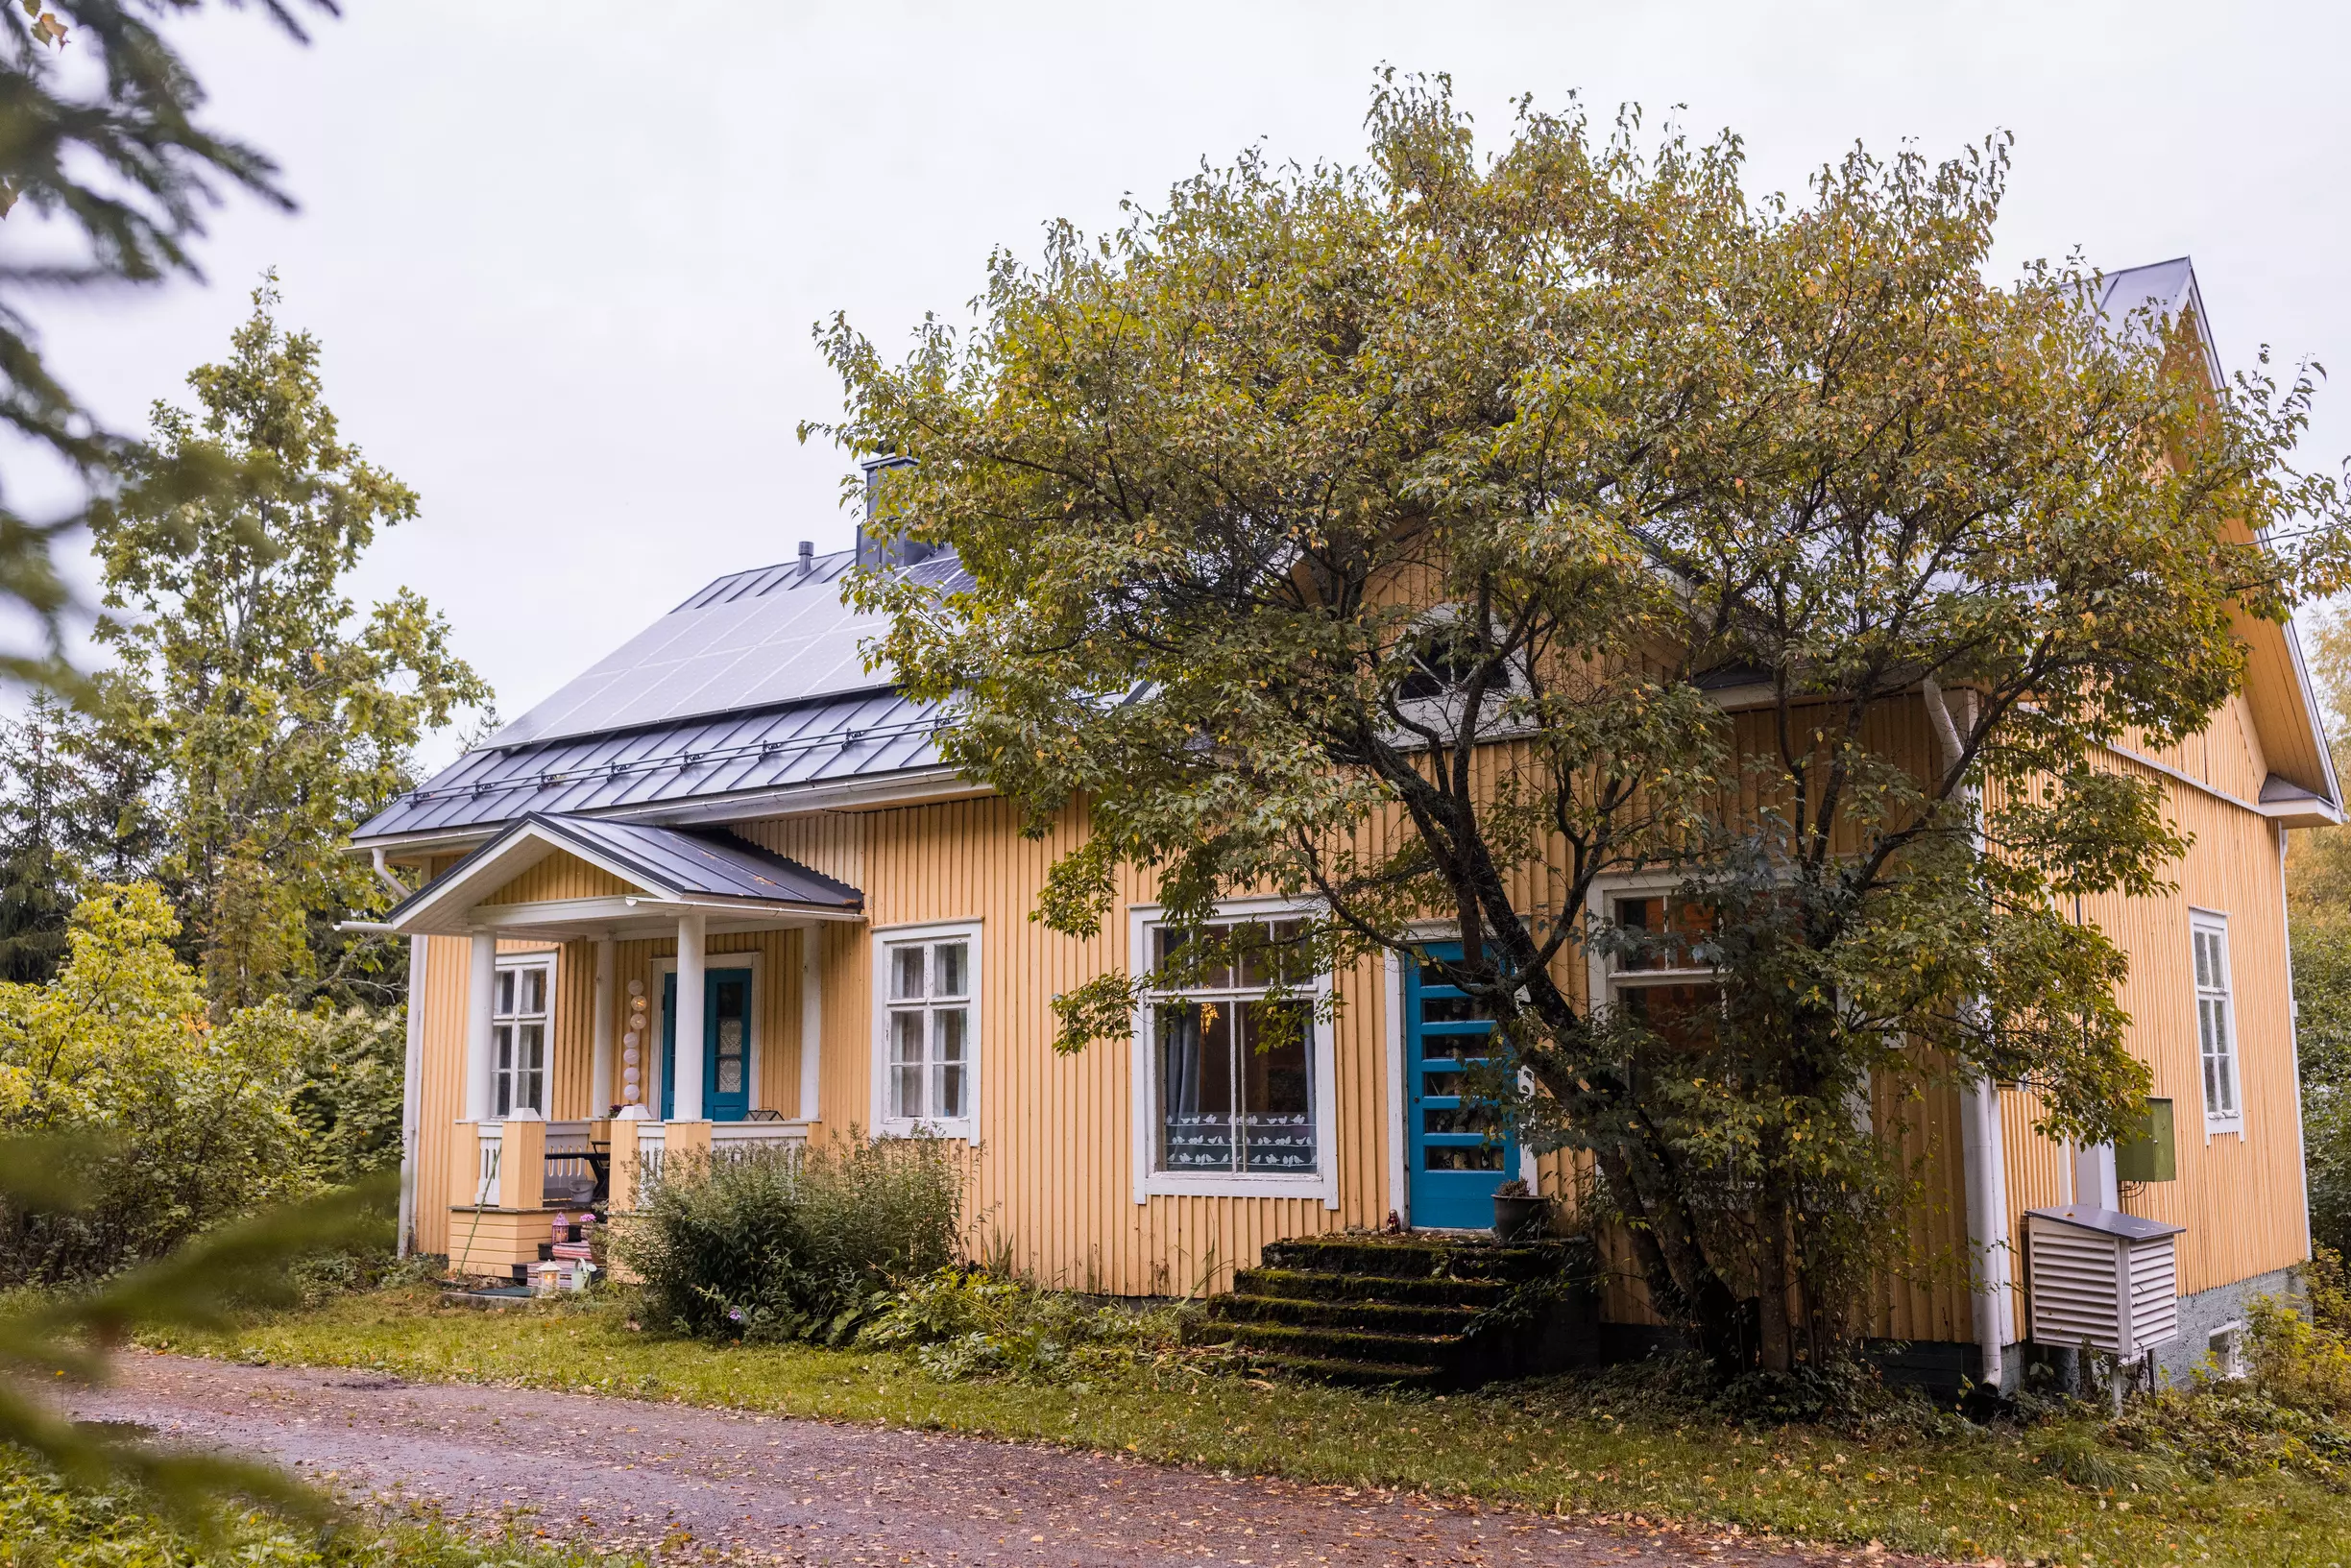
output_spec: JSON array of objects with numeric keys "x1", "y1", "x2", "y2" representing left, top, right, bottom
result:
[
  {"x1": 2096, "y1": 256, "x2": 2223, "y2": 385},
  {"x1": 492, "y1": 546, "x2": 971, "y2": 749},
  {"x1": 527, "y1": 813, "x2": 857, "y2": 907},
  {"x1": 356, "y1": 545, "x2": 972, "y2": 846},
  {"x1": 355, "y1": 686, "x2": 953, "y2": 843}
]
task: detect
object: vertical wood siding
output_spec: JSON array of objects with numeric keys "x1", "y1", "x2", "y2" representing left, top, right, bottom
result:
[
  {"x1": 475, "y1": 851, "x2": 634, "y2": 905},
  {"x1": 2062, "y1": 772, "x2": 2306, "y2": 1295},
  {"x1": 400, "y1": 682, "x2": 2308, "y2": 1325}
]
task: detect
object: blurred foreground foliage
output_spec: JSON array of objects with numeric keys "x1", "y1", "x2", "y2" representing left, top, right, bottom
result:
[
  {"x1": 0, "y1": 884, "x2": 398, "y2": 1286},
  {"x1": 0, "y1": 1138, "x2": 389, "y2": 1519}
]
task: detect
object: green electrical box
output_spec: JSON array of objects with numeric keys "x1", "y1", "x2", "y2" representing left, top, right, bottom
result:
[{"x1": 2114, "y1": 1097, "x2": 2176, "y2": 1184}]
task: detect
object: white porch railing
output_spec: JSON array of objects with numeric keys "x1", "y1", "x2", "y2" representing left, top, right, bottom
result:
[
  {"x1": 635, "y1": 1122, "x2": 667, "y2": 1195},
  {"x1": 473, "y1": 1123, "x2": 502, "y2": 1205},
  {"x1": 711, "y1": 1118, "x2": 814, "y2": 1157}
]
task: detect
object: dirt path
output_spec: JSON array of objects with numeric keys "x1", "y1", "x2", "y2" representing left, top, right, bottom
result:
[{"x1": 68, "y1": 1354, "x2": 1933, "y2": 1566}]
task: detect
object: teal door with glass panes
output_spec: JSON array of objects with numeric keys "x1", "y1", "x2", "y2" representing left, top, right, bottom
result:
[
  {"x1": 660, "y1": 967, "x2": 754, "y2": 1122},
  {"x1": 1404, "y1": 943, "x2": 1515, "y2": 1228}
]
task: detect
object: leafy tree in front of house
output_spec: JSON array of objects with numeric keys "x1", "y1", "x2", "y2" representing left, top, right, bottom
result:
[
  {"x1": 289, "y1": 1004, "x2": 407, "y2": 1185},
  {"x1": 815, "y1": 79, "x2": 2350, "y2": 1373},
  {"x1": 92, "y1": 277, "x2": 489, "y2": 1014},
  {"x1": 0, "y1": 882, "x2": 315, "y2": 1283}
]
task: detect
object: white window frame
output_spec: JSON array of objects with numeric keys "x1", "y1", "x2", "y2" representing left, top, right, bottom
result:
[
  {"x1": 493, "y1": 953, "x2": 556, "y2": 1119},
  {"x1": 653, "y1": 949, "x2": 764, "y2": 1121},
  {"x1": 1128, "y1": 898, "x2": 1339, "y2": 1209},
  {"x1": 2207, "y1": 1319, "x2": 2247, "y2": 1379},
  {"x1": 2192, "y1": 909, "x2": 2243, "y2": 1135},
  {"x1": 1586, "y1": 874, "x2": 1723, "y2": 1029},
  {"x1": 869, "y1": 920, "x2": 982, "y2": 1144}
]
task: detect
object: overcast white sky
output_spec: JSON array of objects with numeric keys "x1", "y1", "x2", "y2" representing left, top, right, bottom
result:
[{"x1": 22, "y1": 0, "x2": 2351, "y2": 759}]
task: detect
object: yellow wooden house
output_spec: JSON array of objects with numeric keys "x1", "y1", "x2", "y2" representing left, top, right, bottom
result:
[{"x1": 358, "y1": 257, "x2": 2335, "y2": 1390}]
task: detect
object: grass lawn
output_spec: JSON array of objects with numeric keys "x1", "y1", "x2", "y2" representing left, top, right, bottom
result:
[
  {"x1": 149, "y1": 1286, "x2": 2351, "y2": 1567},
  {"x1": 0, "y1": 1459, "x2": 640, "y2": 1568}
]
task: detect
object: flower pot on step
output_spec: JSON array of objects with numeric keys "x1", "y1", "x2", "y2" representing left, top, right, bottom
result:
[{"x1": 1492, "y1": 1193, "x2": 1551, "y2": 1240}]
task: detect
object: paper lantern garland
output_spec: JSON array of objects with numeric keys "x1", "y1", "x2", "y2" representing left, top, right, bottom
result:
[{"x1": 619, "y1": 985, "x2": 652, "y2": 1105}]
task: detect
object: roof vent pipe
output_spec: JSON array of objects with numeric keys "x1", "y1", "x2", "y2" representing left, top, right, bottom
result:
[
  {"x1": 797, "y1": 540, "x2": 813, "y2": 571},
  {"x1": 855, "y1": 454, "x2": 933, "y2": 570}
]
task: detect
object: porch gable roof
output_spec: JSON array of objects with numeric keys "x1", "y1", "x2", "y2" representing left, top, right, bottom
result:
[{"x1": 383, "y1": 811, "x2": 862, "y2": 936}]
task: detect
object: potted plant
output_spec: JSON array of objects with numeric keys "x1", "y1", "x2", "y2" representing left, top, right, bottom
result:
[{"x1": 1492, "y1": 1178, "x2": 1550, "y2": 1240}]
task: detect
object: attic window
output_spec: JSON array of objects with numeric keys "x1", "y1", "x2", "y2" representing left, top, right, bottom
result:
[{"x1": 1396, "y1": 620, "x2": 1513, "y2": 703}]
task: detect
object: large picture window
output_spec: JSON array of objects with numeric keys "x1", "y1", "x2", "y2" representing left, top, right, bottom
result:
[
  {"x1": 872, "y1": 922, "x2": 980, "y2": 1139},
  {"x1": 2193, "y1": 911, "x2": 2241, "y2": 1130},
  {"x1": 494, "y1": 957, "x2": 552, "y2": 1118},
  {"x1": 1144, "y1": 914, "x2": 1320, "y2": 1179}
]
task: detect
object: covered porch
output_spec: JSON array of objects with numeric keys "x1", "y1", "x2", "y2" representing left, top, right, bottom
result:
[{"x1": 385, "y1": 811, "x2": 864, "y2": 1281}]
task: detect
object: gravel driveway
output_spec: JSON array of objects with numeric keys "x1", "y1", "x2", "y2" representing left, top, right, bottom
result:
[{"x1": 68, "y1": 1353, "x2": 1934, "y2": 1566}]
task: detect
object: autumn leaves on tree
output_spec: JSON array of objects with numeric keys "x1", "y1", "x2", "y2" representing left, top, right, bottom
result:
[{"x1": 815, "y1": 78, "x2": 2351, "y2": 1374}]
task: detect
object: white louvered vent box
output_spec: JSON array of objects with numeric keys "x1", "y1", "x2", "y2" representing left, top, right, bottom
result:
[{"x1": 2024, "y1": 1205, "x2": 2186, "y2": 1358}]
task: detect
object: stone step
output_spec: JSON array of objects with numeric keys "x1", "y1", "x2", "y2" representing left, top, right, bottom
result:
[
  {"x1": 1193, "y1": 1317, "x2": 1463, "y2": 1367},
  {"x1": 1237, "y1": 1352, "x2": 1452, "y2": 1389},
  {"x1": 1208, "y1": 1292, "x2": 1480, "y2": 1338},
  {"x1": 1230, "y1": 1266, "x2": 1513, "y2": 1309},
  {"x1": 1261, "y1": 1235, "x2": 1569, "y2": 1284}
]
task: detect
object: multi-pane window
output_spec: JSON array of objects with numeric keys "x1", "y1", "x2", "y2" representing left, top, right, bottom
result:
[
  {"x1": 1606, "y1": 893, "x2": 1720, "y2": 1051},
  {"x1": 2193, "y1": 914, "x2": 2241, "y2": 1126},
  {"x1": 1149, "y1": 918, "x2": 1317, "y2": 1176},
  {"x1": 494, "y1": 959, "x2": 551, "y2": 1118},
  {"x1": 880, "y1": 931, "x2": 974, "y2": 1132}
]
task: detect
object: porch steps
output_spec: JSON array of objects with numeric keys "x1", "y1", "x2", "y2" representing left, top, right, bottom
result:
[{"x1": 1194, "y1": 1234, "x2": 1598, "y2": 1388}]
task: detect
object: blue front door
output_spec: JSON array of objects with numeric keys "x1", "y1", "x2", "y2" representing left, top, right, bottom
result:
[
  {"x1": 1404, "y1": 944, "x2": 1516, "y2": 1228},
  {"x1": 660, "y1": 967, "x2": 754, "y2": 1122}
]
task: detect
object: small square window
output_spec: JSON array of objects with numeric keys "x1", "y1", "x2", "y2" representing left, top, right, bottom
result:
[{"x1": 2208, "y1": 1322, "x2": 2246, "y2": 1379}]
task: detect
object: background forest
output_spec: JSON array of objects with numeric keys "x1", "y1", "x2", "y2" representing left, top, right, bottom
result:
[
  {"x1": 0, "y1": 280, "x2": 487, "y2": 1286},
  {"x1": 2288, "y1": 613, "x2": 2351, "y2": 1259}
]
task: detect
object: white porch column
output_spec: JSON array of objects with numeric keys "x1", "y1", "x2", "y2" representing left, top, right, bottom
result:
[
  {"x1": 798, "y1": 925, "x2": 822, "y2": 1120},
  {"x1": 591, "y1": 936, "x2": 617, "y2": 1113},
  {"x1": 397, "y1": 934, "x2": 428, "y2": 1257},
  {"x1": 673, "y1": 910, "x2": 708, "y2": 1122},
  {"x1": 467, "y1": 932, "x2": 498, "y2": 1122}
]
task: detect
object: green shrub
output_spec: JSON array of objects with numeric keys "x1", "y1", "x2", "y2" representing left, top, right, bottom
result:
[
  {"x1": 2099, "y1": 1247, "x2": 2351, "y2": 1483},
  {"x1": 862, "y1": 1266, "x2": 1190, "y2": 1383},
  {"x1": 0, "y1": 885, "x2": 316, "y2": 1285},
  {"x1": 614, "y1": 1135, "x2": 960, "y2": 1344},
  {"x1": 290, "y1": 1006, "x2": 408, "y2": 1185}
]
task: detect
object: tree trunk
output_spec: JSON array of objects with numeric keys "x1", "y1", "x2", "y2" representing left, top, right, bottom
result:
[
  {"x1": 1756, "y1": 1174, "x2": 1796, "y2": 1373},
  {"x1": 1595, "y1": 1143, "x2": 1754, "y2": 1375}
]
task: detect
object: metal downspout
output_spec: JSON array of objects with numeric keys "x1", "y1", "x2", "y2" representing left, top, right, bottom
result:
[
  {"x1": 397, "y1": 934, "x2": 427, "y2": 1257},
  {"x1": 1926, "y1": 674, "x2": 2013, "y2": 1391}
]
